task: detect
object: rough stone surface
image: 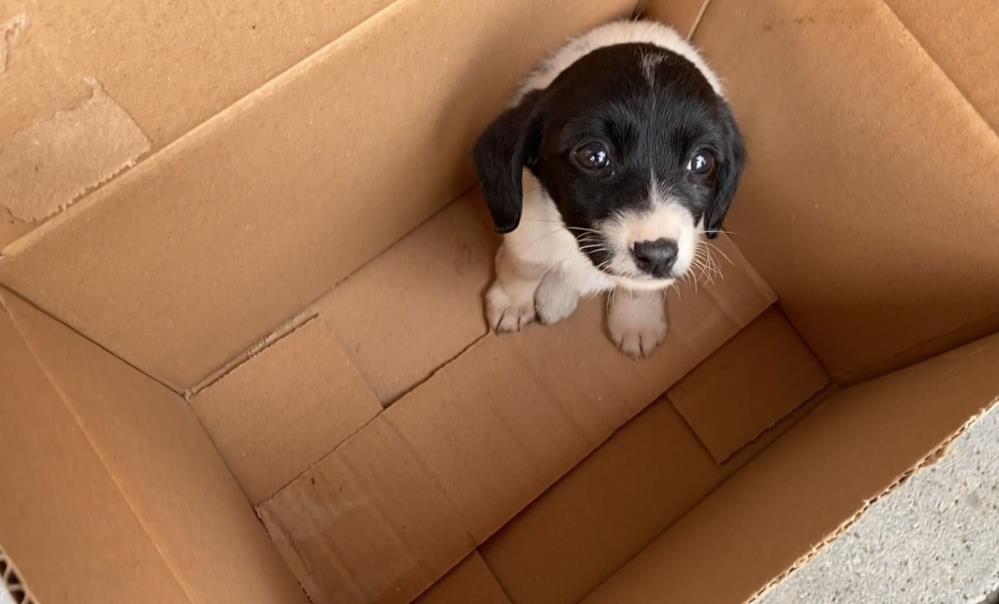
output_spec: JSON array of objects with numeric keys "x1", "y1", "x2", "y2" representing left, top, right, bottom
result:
[{"x1": 759, "y1": 403, "x2": 999, "y2": 604}]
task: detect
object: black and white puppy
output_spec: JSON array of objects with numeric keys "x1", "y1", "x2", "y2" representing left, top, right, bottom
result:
[{"x1": 474, "y1": 20, "x2": 746, "y2": 358}]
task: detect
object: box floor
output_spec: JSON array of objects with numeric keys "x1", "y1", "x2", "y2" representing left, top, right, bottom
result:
[{"x1": 757, "y1": 403, "x2": 999, "y2": 604}]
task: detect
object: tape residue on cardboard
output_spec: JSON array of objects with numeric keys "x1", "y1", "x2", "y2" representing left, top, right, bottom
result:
[
  {"x1": 0, "y1": 13, "x2": 28, "y2": 74},
  {"x1": 0, "y1": 78, "x2": 150, "y2": 222}
]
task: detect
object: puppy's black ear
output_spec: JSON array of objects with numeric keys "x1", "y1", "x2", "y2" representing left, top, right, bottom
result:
[
  {"x1": 473, "y1": 91, "x2": 544, "y2": 233},
  {"x1": 705, "y1": 103, "x2": 747, "y2": 239}
]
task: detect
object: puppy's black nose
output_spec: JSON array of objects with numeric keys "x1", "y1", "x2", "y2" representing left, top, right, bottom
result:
[{"x1": 632, "y1": 238, "x2": 678, "y2": 278}]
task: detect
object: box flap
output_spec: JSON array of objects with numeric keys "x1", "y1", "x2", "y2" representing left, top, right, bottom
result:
[
  {"x1": 0, "y1": 0, "x2": 636, "y2": 391},
  {"x1": 316, "y1": 193, "x2": 497, "y2": 403},
  {"x1": 480, "y1": 381, "x2": 823, "y2": 604},
  {"x1": 0, "y1": 294, "x2": 190, "y2": 604},
  {"x1": 414, "y1": 552, "x2": 511, "y2": 604},
  {"x1": 480, "y1": 398, "x2": 723, "y2": 604},
  {"x1": 257, "y1": 415, "x2": 475, "y2": 604},
  {"x1": 688, "y1": 0, "x2": 999, "y2": 378},
  {"x1": 191, "y1": 317, "x2": 383, "y2": 504},
  {"x1": 381, "y1": 234, "x2": 772, "y2": 545},
  {"x1": 0, "y1": 0, "x2": 399, "y2": 245},
  {"x1": 259, "y1": 233, "x2": 774, "y2": 604},
  {"x1": 0, "y1": 289, "x2": 308, "y2": 604},
  {"x1": 669, "y1": 307, "x2": 829, "y2": 462},
  {"x1": 581, "y1": 330, "x2": 999, "y2": 604}
]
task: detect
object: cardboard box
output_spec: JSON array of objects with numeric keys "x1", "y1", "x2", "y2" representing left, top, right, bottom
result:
[{"x1": 2, "y1": 1, "x2": 998, "y2": 603}]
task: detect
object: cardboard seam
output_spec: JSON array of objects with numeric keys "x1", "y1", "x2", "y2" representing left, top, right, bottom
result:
[
  {"x1": 0, "y1": 0, "x2": 413, "y2": 260},
  {"x1": 667, "y1": 393, "x2": 731, "y2": 462},
  {"x1": 1, "y1": 294, "x2": 198, "y2": 604},
  {"x1": 835, "y1": 309, "x2": 999, "y2": 388},
  {"x1": 189, "y1": 182, "x2": 482, "y2": 399},
  {"x1": 186, "y1": 309, "x2": 319, "y2": 398},
  {"x1": 0, "y1": 287, "x2": 181, "y2": 395},
  {"x1": 580, "y1": 385, "x2": 839, "y2": 603},
  {"x1": 385, "y1": 329, "x2": 491, "y2": 406},
  {"x1": 477, "y1": 553, "x2": 518, "y2": 604},
  {"x1": 256, "y1": 410, "x2": 382, "y2": 509},
  {"x1": 748, "y1": 395, "x2": 999, "y2": 604},
  {"x1": 685, "y1": 0, "x2": 711, "y2": 40},
  {"x1": 880, "y1": 0, "x2": 999, "y2": 142}
]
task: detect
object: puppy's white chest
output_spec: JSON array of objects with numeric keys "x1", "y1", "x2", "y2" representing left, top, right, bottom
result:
[{"x1": 510, "y1": 178, "x2": 616, "y2": 296}]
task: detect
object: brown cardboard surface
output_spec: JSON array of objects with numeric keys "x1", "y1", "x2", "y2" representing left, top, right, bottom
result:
[
  {"x1": 582, "y1": 331, "x2": 999, "y2": 604},
  {"x1": 0, "y1": 289, "x2": 309, "y2": 604},
  {"x1": 192, "y1": 317, "x2": 382, "y2": 505},
  {"x1": 316, "y1": 193, "x2": 497, "y2": 404},
  {"x1": 479, "y1": 384, "x2": 827, "y2": 604},
  {"x1": 0, "y1": 295, "x2": 190, "y2": 604},
  {"x1": 885, "y1": 0, "x2": 999, "y2": 130},
  {"x1": 688, "y1": 0, "x2": 999, "y2": 378},
  {"x1": 669, "y1": 307, "x2": 829, "y2": 462},
  {"x1": 414, "y1": 553, "x2": 512, "y2": 604},
  {"x1": 480, "y1": 398, "x2": 723, "y2": 604},
  {"x1": 382, "y1": 234, "x2": 772, "y2": 545},
  {"x1": 640, "y1": 0, "x2": 710, "y2": 38},
  {"x1": 261, "y1": 234, "x2": 773, "y2": 604},
  {"x1": 0, "y1": 0, "x2": 636, "y2": 392},
  {"x1": 0, "y1": 0, "x2": 396, "y2": 147},
  {"x1": 0, "y1": 79, "x2": 150, "y2": 222},
  {"x1": 258, "y1": 415, "x2": 474, "y2": 604},
  {"x1": 0, "y1": 0, "x2": 398, "y2": 244},
  {"x1": 0, "y1": 12, "x2": 27, "y2": 74}
]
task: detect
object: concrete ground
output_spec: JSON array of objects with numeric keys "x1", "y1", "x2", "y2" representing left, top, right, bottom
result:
[{"x1": 758, "y1": 402, "x2": 999, "y2": 604}]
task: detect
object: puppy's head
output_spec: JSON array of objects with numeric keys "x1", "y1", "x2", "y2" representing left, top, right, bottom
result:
[{"x1": 474, "y1": 39, "x2": 745, "y2": 289}]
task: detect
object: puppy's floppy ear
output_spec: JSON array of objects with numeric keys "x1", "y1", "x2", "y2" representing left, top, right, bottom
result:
[
  {"x1": 705, "y1": 102, "x2": 747, "y2": 239},
  {"x1": 473, "y1": 90, "x2": 544, "y2": 233}
]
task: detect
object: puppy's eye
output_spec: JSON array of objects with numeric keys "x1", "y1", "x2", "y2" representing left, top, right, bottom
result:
[
  {"x1": 686, "y1": 150, "x2": 716, "y2": 176},
  {"x1": 573, "y1": 141, "x2": 611, "y2": 171}
]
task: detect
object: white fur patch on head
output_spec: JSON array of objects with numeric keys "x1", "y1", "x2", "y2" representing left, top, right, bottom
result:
[
  {"x1": 640, "y1": 51, "x2": 665, "y2": 85},
  {"x1": 599, "y1": 176, "x2": 699, "y2": 285},
  {"x1": 511, "y1": 20, "x2": 724, "y2": 106}
]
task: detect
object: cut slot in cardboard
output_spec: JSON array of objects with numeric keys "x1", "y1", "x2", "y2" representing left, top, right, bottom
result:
[
  {"x1": 413, "y1": 552, "x2": 512, "y2": 604},
  {"x1": 669, "y1": 306, "x2": 830, "y2": 462},
  {"x1": 1, "y1": 1, "x2": 999, "y2": 604}
]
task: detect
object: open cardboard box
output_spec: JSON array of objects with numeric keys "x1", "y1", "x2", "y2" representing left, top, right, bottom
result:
[{"x1": 2, "y1": 0, "x2": 998, "y2": 603}]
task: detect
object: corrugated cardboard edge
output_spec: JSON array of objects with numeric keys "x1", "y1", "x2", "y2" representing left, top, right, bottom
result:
[
  {"x1": 187, "y1": 309, "x2": 319, "y2": 398},
  {"x1": 0, "y1": 78, "x2": 150, "y2": 222},
  {"x1": 748, "y1": 396, "x2": 999, "y2": 604},
  {"x1": 0, "y1": 547, "x2": 37, "y2": 604}
]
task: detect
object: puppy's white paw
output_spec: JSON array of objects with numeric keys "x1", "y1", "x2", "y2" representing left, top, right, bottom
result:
[
  {"x1": 486, "y1": 281, "x2": 536, "y2": 333},
  {"x1": 608, "y1": 290, "x2": 668, "y2": 359},
  {"x1": 535, "y1": 273, "x2": 579, "y2": 325}
]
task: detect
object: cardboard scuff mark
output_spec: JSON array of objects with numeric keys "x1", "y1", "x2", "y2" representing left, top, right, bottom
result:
[
  {"x1": 0, "y1": 13, "x2": 27, "y2": 74},
  {"x1": 0, "y1": 78, "x2": 149, "y2": 222}
]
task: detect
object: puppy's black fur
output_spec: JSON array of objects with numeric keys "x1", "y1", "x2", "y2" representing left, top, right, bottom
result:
[{"x1": 475, "y1": 43, "x2": 745, "y2": 249}]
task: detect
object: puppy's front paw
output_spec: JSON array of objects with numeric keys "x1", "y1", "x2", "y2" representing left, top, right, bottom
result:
[
  {"x1": 608, "y1": 290, "x2": 668, "y2": 359},
  {"x1": 486, "y1": 282, "x2": 537, "y2": 333},
  {"x1": 535, "y1": 272, "x2": 579, "y2": 325}
]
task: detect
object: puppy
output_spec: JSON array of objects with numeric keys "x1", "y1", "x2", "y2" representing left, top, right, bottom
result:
[{"x1": 473, "y1": 20, "x2": 746, "y2": 358}]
